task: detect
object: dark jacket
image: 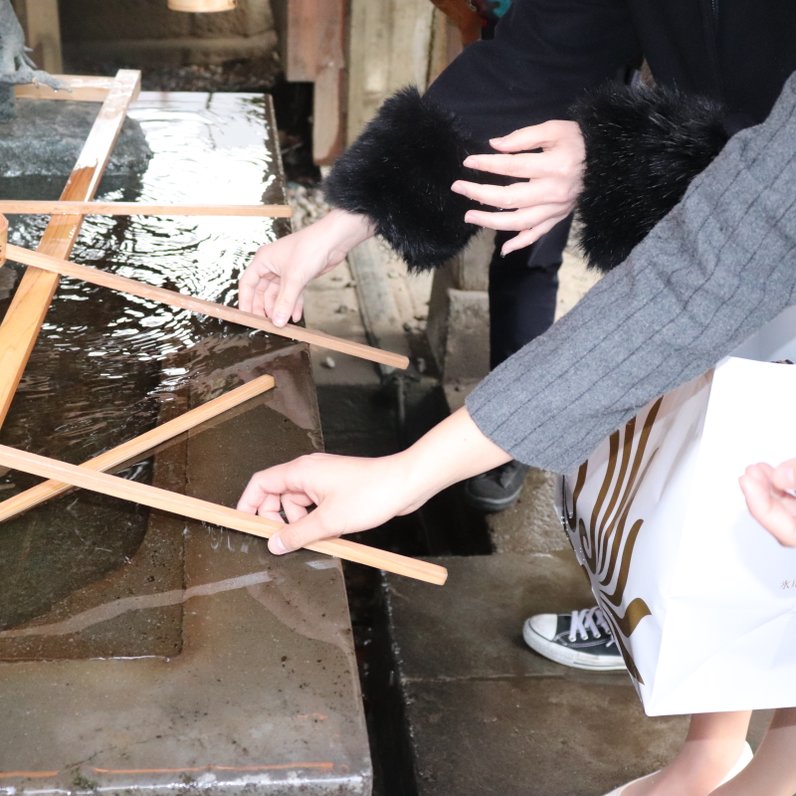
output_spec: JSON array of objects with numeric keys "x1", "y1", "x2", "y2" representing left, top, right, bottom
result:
[{"x1": 324, "y1": 0, "x2": 796, "y2": 271}]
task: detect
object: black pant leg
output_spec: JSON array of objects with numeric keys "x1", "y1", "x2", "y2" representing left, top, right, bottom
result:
[{"x1": 488, "y1": 215, "x2": 574, "y2": 369}]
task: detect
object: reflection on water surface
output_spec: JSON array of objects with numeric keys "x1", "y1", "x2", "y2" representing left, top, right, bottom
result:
[{"x1": 0, "y1": 93, "x2": 289, "y2": 653}]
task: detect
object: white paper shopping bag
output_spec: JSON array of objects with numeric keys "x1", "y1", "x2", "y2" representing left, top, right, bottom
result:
[{"x1": 558, "y1": 304, "x2": 796, "y2": 716}]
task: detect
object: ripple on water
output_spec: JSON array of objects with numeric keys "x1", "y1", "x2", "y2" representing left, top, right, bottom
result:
[{"x1": 0, "y1": 94, "x2": 289, "y2": 643}]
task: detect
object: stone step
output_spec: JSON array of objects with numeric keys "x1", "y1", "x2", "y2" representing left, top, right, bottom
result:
[{"x1": 380, "y1": 553, "x2": 693, "y2": 796}]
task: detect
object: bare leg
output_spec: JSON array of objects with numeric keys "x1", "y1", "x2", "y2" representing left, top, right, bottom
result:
[
  {"x1": 620, "y1": 711, "x2": 751, "y2": 796},
  {"x1": 712, "y1": 708, "x2": 796, "y2": 796}
]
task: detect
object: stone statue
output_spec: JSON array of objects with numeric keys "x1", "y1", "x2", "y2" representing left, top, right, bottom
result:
[{"x1": 0, "y1": 0, "x2": 62, "y2": 120}]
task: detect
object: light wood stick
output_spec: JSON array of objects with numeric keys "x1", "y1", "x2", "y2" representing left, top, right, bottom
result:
[
  {"x1": 5, "y1": 243, "x2": 410, "y2": 370},
  {"x1": 15, "y1": 74, "x2": 116, "y2": 102},
  {"x1": 0, "y1": 70, "x2": 142, "y2": 429},
  {"x1": 0, "y1": 374, "x2": 275, "y2": 523},
  {"x1": 0, "y1": 444, "x2": 448, "y2": 586},
  {"x1": 168, "y1": 0, "x2": 236, "y2": 11},
  {"x1": 0, "y1": 201, "x2": 292, "y2": 219},
  {"x1": 0, "y1": 214, "x2": 6, "y2": 266}
]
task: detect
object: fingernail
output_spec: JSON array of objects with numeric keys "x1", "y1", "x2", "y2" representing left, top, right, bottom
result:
[
  {"x1": 464, "y1": 212, "x2": 475, "y2": 224},
  {"x1": 273, "y1": 312, "x2": 287, "y2": 328},
  {"x1": 269, "y1": 535, "x2": 287, "y2": 555}
]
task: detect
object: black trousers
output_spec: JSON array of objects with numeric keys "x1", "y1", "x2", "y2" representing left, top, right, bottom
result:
[{"x1": 488, "y1": 216, "x2": 573, "y2": 369}]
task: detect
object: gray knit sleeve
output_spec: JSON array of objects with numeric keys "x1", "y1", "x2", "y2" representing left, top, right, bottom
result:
[{"x1": 466, "y1": 71, "x2": 796, "y2": 474}]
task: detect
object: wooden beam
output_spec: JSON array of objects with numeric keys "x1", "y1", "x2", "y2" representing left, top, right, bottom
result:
[
  {"x1": 14, "y1": 75, "x2": 117, "y2": 103},
  {"x1": 0, "y1": 444, "x2": 448, "y2": 586},
  {"x1": 0, "y1": 374, "x2": 275, "y2": 522},
  {"x1": 5, "y1": 243, "x2": 410, "y2": 371},
  {"x1": 0, "y1": 201, "x2": 292, "y2": 218},
  {"x1": 12, "y1": 0, "x2": 63, "y2": 73},
  {"x1": 0, "y1": 70, "x2": 141, "y2": 429}
]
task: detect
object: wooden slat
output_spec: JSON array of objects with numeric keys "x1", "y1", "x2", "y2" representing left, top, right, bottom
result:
[
  {"x1": 168, "y1": 0, "x2": 236, "y2": 11},
  {"x1": 0, "y1": 444, "x2": 449, "y2": 586},
  {"x1": 0, "y1": 200, "x2": 292, "y2": 218},
  {"x1": 14, "y1": 74, "x2": 116, "y2": 103},
  {"x1": 0, "y1": 374, "x2": 275, "y2": 522},
  {"x1": 6, "y1": 243, "x2": 411, "y2": 371},
  {"x1": 0, "y1": 215, "x2": 6, "y2": 267},
  {"x1": 0, "y1": 69, "x2": 141, "y2": 429}
]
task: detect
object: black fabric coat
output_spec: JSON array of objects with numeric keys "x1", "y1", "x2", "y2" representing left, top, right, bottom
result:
[{"x1": 324, "y1": 0, "x2": 796, "y2": 271}]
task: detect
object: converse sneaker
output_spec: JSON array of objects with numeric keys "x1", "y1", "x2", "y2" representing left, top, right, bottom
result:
[
  {"x1": 462, "y1": 459, "x2": 529, "y2": 512},
  {"x1": 522, "y1": 605, "x2": 626, "y2": 671}
]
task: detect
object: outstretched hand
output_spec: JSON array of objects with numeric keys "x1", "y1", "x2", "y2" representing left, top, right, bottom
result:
[
  {"x1": 238, "y1": 209, "x2": 374, "y2": 327},
  {"x1": 236, "y1": 407, "x2": 513, "y2": 556},
  {"x1": 451, "y1": 120, "x2": 585, "y2": 256},
  {"x1": 739, "y1": 459, "x2": 796, "y2": 546},
  {"x1": 236, "y1": 452, "x2": 430, "y2": 555}
]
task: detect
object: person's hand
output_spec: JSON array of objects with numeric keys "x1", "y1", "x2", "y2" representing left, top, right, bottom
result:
[
  {"x1": 739, "y1": 459, "x2": 796, "y2": 545},
  {"x1": 239, "y1": 209, "x2": 373, "y2": 327},
  {"x1": 237, "y1": 407, "x2": 512, "y2": 555},
  {"x1": 237, "y1": 452, "x2": 431, "y2": 554},
  {"x1": 450, "y1": 120, "x2": 585, "y2": 256}
]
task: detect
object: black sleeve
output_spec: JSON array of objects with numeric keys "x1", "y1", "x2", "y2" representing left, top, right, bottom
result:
[
  {"x1": 573, "y1": 82, "x2": 729, "y2": 272},
  {"x1": 325, "y1": 0, "x2": 642, "y2": 271}
]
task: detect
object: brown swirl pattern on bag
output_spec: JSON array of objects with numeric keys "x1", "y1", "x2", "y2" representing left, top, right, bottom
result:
[{"x1": 562, "y1": 398, "x2": 664, "y2": 683}]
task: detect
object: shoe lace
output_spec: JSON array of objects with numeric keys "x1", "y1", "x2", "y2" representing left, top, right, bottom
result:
[{"x1": 568, "y1": 606, "x2": 616, "y2": 648}]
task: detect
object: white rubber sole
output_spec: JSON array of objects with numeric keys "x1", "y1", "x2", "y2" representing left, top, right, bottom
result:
[{"x1": 522, "y1": 618, "x2": 627, "y2": 671}]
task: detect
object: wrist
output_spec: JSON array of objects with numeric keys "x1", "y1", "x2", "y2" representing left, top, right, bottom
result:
[
  {"x1": 320, "y1": 209, "x2": 375, "y2": 258},
  {"x1": 397, "y1": 408, "x2": 513, "y2": 505}
]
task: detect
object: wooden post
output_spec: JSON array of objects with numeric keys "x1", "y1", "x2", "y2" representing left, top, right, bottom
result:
[
  {"x1": 0, "y1": 69, "x2": 141, "y2": 429},
  {"x1": 276, "y1": 0, "x2": 346, "y2": 164},
  {"x1": 12, "y1": 0, "x2": 63, "y2": 73},
  {"x1": 0, "y1": 214, "x2": 6, "y2": 267}
]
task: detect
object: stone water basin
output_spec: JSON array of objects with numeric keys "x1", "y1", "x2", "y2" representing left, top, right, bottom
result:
[{"x1": 0, "y1": 92, "x2": 371, "y2": 794}]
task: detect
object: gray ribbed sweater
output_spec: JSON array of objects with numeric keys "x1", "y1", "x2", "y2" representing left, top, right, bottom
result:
[{"x1": 466, "y1": 71, "x2": 796, "y2": 475}]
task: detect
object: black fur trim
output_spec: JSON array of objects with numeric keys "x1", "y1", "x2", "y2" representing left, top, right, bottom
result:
[
  {"x1": 323, "y1": 86, "x2": 480, "y2": 272},
  {"x1": 573, "y1": 82, "x2": 729, "y2": 272}
]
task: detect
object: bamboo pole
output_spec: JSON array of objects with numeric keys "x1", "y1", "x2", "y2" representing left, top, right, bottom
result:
[
  {"x1": 0, "y1": 374, "x2": 275, "y2": 522},
  {"x1": 0, "y1": 70, "x2": 142, "y2": 429},
  {"x1": 0, "y1": 201, "x2": 292, "y2": 218},
  {"x1": 0, "y1": 444, "x2": 448, "y2": 586},
  {"x1": 4, "y1": 243, "x2": 410, "y2": 371}
]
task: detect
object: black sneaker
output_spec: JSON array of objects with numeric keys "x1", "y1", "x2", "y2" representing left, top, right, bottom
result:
[
  {"x1": 462, "y1": 460, "x2": 529, "y2": 512},
  {"x1": 522, "y1": 606, "x2": 626, "y2": 671}
]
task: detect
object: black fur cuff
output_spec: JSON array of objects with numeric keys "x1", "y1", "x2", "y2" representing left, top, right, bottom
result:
[
  {"x1": 323, "y1": 86, "x2": 480, "y2": 272},
  {"x1": 573, "y1": 83, "x2": 729, "y2": 272}
]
